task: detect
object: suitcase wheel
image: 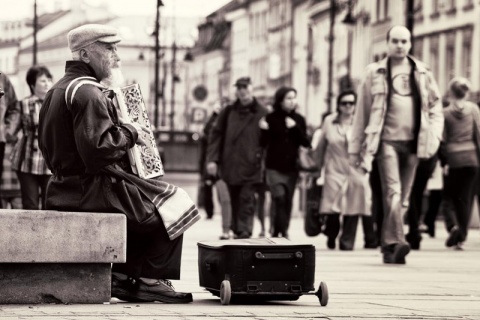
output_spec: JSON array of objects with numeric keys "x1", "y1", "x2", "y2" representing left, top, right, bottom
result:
[
  {"x1": 220, "y1": 280, "x2": 232, "y2": 305},
  {"x1": 316, "y1": 281, "x2": 329, "y2": 306}
]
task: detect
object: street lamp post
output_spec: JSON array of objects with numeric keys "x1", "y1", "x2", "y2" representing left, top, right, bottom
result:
[
  {"x1": 33, "y1": 0, "x2": 38, "y2": 65},
  {"x1": 154, "y1": 0, "x2": 164, "y2": 130},
  {"x1": 342, "y1": 0, "x2": 356, "y2": 90},
  {"x1": 327, "y1": 0, "x2": 336, "y2": 114}
]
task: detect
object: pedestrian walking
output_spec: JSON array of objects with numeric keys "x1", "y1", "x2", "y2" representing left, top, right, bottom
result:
[
  {"x1": 440, "y1": 77, "x2": 480, "y2": 250},
  {"x1": 0, "y1": 71, "x2": 19, "y2": 205},
  {"x1": 206, "y1": 77, "x2": 268, "y2": 239},
  {"x1": 315, "y1": 90, "x2": 376, "y2": 250},
  {"x1": 259, "y1": 87, "x2": 311, "y2": 238},
  {"x1": 405, "y1": 153, "x2": 439, "y2": 249},
  {"x1": 0, "y1": 141, "x2": 22, "y2": 209},
  {"x1": 349, "y1": 25, "x2": 444, "y2": 264},
  {"x1": 39, "y1": 24, "x2": 199, "y2": 303},
  {"x1": 10, "y1": 65, "x2": 53, "y2": 209}
]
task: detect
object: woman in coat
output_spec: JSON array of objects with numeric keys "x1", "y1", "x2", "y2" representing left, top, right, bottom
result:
[
  {"x1": 10, "y1": 65, "x2": 53, "y2": 209},
  {"x1": 315, "y1": 90, "x2": 377, "y2": 250},
  {"x1": 260, "y1": 87, "x2": 311, "y2": 238},
  {"x1": 441, "y1": 77, "x2": 480, "y2": 249}
]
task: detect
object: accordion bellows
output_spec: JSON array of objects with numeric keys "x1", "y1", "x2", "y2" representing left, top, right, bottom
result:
[{"x1": 113, "y1": 84, "x2": 164, "y2": 179}]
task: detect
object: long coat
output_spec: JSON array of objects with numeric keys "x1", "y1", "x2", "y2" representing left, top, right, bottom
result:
[
  {"x1": 39, "y1": 61, "x2": 199, "y2": 238},
  {"x1": 315, "y1": 113, "x2": 371, "y2": 215},
  {"x1": 206, "y1": 99, "x2": 268, "y2": 185}
]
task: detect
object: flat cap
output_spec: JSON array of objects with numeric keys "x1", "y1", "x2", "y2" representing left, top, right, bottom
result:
[
  {"x1": 68, "y1": 24, "x2": 122, "y2": 52},
  {"x1": 233, "y1": 77, "x2": 252, "y2": 87}
]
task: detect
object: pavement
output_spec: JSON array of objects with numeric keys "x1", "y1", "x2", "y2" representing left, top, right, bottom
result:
[{"x1": 1, "y1": 173, "x2": 480, "y2": 320}]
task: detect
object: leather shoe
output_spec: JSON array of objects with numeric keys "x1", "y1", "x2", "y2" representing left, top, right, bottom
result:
[
  {"x1": 383, "y1": 243, "x2": 410, "y2": 264},
  {"x1": 111, "y1": 274, "x2": 193, "y2": 303},
  {"x1": 405, "y1": 233, "x2": 422, "y2": 250},
  {"x1": 446, "y1": 226, "x2": 461, "y2": 248}
]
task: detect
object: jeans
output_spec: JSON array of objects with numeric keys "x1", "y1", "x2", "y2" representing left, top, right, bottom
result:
[{"x1": 376, "y1": 141, "x2": 419, "y2": 249}]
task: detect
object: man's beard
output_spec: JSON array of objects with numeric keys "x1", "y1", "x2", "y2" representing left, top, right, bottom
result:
[{"x1": 101, "y1": 67, "x2": 125, "y2": 88}]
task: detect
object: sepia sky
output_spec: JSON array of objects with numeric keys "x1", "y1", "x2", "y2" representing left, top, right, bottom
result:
[{"x1": 0, "y1": 0, "x2": 232, "y2": 20}]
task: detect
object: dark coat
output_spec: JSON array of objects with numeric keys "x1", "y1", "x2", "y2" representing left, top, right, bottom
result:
[
  {"x1": 260, "y1": 109, "x2": 311, "y2": 173},
  {"x1": 38, "y1": 61, "x2": 162, "y2": 233},
  {"x1": 206, "y1": 98, "x2": 268, "y2": 185}
]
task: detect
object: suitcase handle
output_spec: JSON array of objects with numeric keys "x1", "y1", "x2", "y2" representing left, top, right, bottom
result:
[{"x1": 255, "y1": 251, "x2": 303, "y2": 259}]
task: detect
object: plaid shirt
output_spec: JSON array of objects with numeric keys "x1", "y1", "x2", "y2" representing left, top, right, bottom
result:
[
  {"x1": 10, "y1": 96, "x2": 51, "y2": 175},
  {"x1": 0, "y1": 142, "x2": 21, "y2": 197}
]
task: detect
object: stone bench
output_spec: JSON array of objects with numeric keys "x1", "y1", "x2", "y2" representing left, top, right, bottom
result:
[{"x1": 0, "y1": 209, "x2": 126, "y2": 304}]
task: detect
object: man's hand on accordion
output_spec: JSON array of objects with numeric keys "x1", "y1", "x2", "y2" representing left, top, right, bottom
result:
[{"x1": 131, "y1": 122, "x2": 151, "y2": 146}]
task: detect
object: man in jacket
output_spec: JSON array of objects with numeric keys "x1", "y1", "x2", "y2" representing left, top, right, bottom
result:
[
  {"x1": 39, "y1": 24, "x2": 197, "y2": 303},
  {"x1": 206, "y1": 77, "x2": 268, "y2": 239},
  {"x1": 0, "y1": 71, "x2": 19, "y2": 205},
  {"x1": 348, "y1": 25, "x2": 443, "y2": 264}
]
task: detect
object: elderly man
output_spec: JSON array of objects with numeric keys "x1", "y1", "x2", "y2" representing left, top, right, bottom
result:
[
  {"x1": 206, "y1": 77, "x2": 268, "y2": 239},
  {"x1": 39, "y1": 24, "x2": 198, "y2": 303},
  {"x1": 348, "y1": 25, "x2": 443, "y2": 264}
]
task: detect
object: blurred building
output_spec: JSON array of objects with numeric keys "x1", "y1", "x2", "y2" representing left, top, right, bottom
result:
[
  {"x1": 187, "y1": 0, "x2": 480, "y2": 130},
  {"x1": 0, "y1": 0, "x2": 199, "y2": 131}
]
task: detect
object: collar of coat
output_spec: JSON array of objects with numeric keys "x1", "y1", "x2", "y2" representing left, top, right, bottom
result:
[
  {"x1": 232, "y1": 97, "x2": 262, "y2": 113},
  {"x1": 65, "y1": 60, "x2": 100, "y2": 80},
  {"x1": 374, "y1": 55, "x2": 429, "y2": 75}
]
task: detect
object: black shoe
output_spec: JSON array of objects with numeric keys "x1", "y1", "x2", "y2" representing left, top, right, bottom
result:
[
  {"x1": 364, "y1": 241, "x2": 378, "y2": 249},
  {"x1": 111, "y1": 275, "x2": 193, "y2": 303},
  {"x1": 339, "y1": 243, "x2": 353, "y2": 251},
  {"x1": 446, "y1": 226, "x2": 461, "y2": 248},
  {"x1": 383, "y1": 243, "x2": 410, "y2": 264},
  {"x1": 405, "y1": 233, "x2": 422, "y2": 250},
  {"x1": 327, "y1": 237, "x2": 336, "y2": 250}
]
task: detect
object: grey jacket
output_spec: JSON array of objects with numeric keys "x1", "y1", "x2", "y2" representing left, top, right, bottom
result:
[{"x1": 348, "y1": 56, "x2": 444, "y2": 172}]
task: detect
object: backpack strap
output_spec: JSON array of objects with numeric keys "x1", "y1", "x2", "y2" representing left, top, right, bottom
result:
[{"x1": 65, "y1": 76, "x2": 106, "y2": 110}]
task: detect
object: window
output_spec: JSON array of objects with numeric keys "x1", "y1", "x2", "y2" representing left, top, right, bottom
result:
[
  {"x1": 431, "y1": 0, "x2": 440, "y2": 17},
  {"x1": 376, "y1": 0, "x2": 389, "y2": 21},
  {"x1": 445, "y1": 32, "x2": 455, "y2": 81},
  {"x1": 429, "y1": 35, "x2": 439, "y2": 78},
  {"x1": 413, "y1": 37, "x2": 423, "y2": 60},
  {"x1": 462, "y1": 28, "x2": 472, "y2": 78}
]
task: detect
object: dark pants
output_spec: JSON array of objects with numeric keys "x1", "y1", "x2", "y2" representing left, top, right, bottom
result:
[
  {"x1": 442, "y1": 166, "x2": 478, "y2": 242},
  {"x1": 407, "y1": 155, "x2": 438, "y2": 240},
  {"x1": 0, "y1": 142, "x2": 5, "y2": 207},
  {"x1": 267, "y1": 171, "x2": 298, "y2": 238},
  {"x1": 16, "y1": 171, "x2": 51, "y2": 210},
  {"x1": 324, "y1": 213, "x2": 340, "y2": 241},
  {"x1": 227, "y1": 183, "x2": 257, "y2": 238},
  {"x1": 370, "y1": 159, "x2": 384, "y2": 242},
  {"x1": 340, "y1": 215, "x2": 377, "y2": 249},
  {"x1": 423, "y1": 189, "x2": 442, "y2": 235},
  {"x1": 203, "y1": 181, "x2": 214, "y2": 218},
  {"x1": 112, "y1": 223, "x2": 183, "y2": 280}
]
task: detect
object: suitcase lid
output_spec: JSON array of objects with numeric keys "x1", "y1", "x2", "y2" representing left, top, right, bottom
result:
[{"x1": 197, "y1": 237, "x2": 315, "y2": 249}]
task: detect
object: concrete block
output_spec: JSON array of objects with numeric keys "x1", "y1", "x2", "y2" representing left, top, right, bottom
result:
[
  {"x1": 0, "y1": 263, "x2": 111, "y2": 304},
  {"x1": 0, "y1": 209, "x2": 126, "y2": 263}
]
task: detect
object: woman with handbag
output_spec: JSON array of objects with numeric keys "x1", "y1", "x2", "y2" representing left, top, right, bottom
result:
[
  {"x1": 441, "y1": 77, "x2": 480, "y2": 249},
  {"x1": 314, "y1": 90, "x2": 377, "y2": 250},
  {"x1": 259, "y1": 87, "x2": 311, "y2": 238}
]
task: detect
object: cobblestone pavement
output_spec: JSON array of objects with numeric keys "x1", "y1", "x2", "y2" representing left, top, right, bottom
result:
[{"x1": 0, "y1": 173, "x2": 479, "y2": 320}]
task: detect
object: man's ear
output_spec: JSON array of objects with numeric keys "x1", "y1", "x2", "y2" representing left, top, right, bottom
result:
[{"x1": 79, "y1": 49, "x2": 90, "y2": 63}]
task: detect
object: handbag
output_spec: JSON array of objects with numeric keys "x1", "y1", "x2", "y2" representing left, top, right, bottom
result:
[{"x1": 298, "y1": 146, "x2": 318, "y2": 172}]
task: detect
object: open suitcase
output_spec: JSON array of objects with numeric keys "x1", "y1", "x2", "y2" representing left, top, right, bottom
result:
[{"x1": 197, "y1": 237, "x2": 328, "y2": 305}]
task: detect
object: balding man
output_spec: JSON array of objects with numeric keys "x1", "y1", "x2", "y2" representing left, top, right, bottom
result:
[
  {"x1": 39, "y1": 24, "x2": 198, "y2": 302},
  {"x1": 348, "y1": 25, "x2": 443, "y2": 264}
]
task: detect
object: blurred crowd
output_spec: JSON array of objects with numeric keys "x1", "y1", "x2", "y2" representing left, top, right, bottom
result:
[{"x1": 197, "y1": 25, "x2": 480, "y2": 265}]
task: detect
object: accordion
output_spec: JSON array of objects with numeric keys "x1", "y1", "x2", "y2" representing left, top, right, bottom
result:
[{"x1": 112, "y1": 84, "x2": 164, "y2": 179}]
